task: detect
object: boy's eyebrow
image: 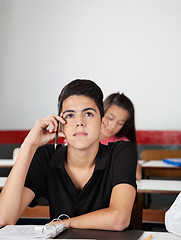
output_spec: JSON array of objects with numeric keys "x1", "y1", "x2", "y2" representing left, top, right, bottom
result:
[
  {"x1": 82, "y1": 107, "x2": 97, "y2": 113},
  {"x1": 62, "y1": 109, "x2": 75, "y2": 115},
  {"x1": 62, "y1": 107, "x2": 97, "y2": 115}
]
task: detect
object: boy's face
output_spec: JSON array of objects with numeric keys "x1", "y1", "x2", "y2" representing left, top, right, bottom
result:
[{"x1": 61, "y1": 95, "x2": 103, "y2": 150}]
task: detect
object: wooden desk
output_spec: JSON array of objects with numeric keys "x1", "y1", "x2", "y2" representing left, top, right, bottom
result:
[
  {"x1": 57, "y1": 228, "x2": 144, "y2": 239},
  {"x1": 0, "y1": 159, "x2": 15, "y2": 168},
  {"x1": 139, "y1": 160, "x2": 145, "y2": 165},
  {"x1": 55, "y1": 228, "x2": 181, "y2": 239},
  {"x1": 141, "y1": 160, "x2": 181, "y2": 178},
  {"x1": 137, "y1": 179, "x2": 181, "y2": 224},
  {"x1": 137, "y1": 179, "x2": 181, "y2": 194},
  {"x1": 21, "y1": 205, "x2": 50, "y2": 219}
]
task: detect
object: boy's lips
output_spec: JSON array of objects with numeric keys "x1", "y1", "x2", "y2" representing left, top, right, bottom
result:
[{"x1": 73, "y1": 132, "x2": 88, "y2": 137}]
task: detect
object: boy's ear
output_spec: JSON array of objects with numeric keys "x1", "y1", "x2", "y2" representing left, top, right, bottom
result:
[{"x1": 101, "y1": 116, "x2": 108, "y2": 130}]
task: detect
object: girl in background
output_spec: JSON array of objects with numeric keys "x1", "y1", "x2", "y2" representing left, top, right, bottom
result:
[{"x1": 100, "y1": 92, "x2": 142, "y2": 180}]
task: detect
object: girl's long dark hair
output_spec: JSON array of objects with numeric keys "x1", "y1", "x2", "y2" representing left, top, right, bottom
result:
[{"x1": 104, "y1": 92, "x2": 137, "y2": 148}]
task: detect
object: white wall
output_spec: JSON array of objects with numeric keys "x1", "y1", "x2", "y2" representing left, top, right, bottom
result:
[{"x1": 0, "y1": 0, "x2": 181, "y2": 130}]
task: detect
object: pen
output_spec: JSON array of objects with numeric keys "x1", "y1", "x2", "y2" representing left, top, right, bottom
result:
[
  {"x1": 144, "y1": 235, "x2": 153, "y2": 240},
  {"x1": 54, "y1": 101, "x2": 61, "y2": 149}
]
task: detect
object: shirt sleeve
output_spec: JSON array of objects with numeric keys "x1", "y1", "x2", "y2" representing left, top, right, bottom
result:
[
  {"x1": 111, "y1": 141, "x2": 137, "y2": 190},
  {"x1": 165, "y1": 192, "x2": 181, "y2": 236},
  {"x1": 24, "y1": 144, "x2": 54, "y2": 206}
]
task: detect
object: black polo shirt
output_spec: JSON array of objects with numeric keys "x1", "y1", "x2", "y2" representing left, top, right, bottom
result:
[{"x1": 25, "y1": 141, "x2": 137, "y2": 220}]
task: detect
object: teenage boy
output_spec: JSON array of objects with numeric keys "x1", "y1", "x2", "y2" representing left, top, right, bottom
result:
[{"x1": 0, "y1": 79, "x2": 137, "y2": 231}]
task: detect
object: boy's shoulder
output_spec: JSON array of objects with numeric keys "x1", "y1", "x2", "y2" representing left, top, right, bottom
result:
[
  {"x1": 35, "y1": 144, "x2": 67, "y2": 166},
  {"x1": 103, "y1": 139, "x2": 133, "y2": 149},
  {"x1": 100, "y1": 140, "x2": 135, "y2": 156}
]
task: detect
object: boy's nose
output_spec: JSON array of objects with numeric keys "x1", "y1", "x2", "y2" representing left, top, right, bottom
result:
[
  {"x1": 77, "y1": 123, "x2": 84, "y2": 127},
  {"x1": 76, "y1": 116, "x2": 85, "y2": 127}
]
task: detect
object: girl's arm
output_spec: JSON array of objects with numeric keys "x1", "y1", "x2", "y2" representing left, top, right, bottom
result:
[
  {"x1": 136, "y1": 161, "x2": 142, "y2": 180},
  {"x1": 0, "y1": 114, "x2": 65, "y2": 227},
  {"x1": 63, "y1": 183, "x2": 136, "y2": 231}
]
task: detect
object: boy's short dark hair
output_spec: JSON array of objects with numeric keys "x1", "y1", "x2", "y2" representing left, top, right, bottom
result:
[{"x1": 58, "y1": 79, "x2": 104, "y2": 118}]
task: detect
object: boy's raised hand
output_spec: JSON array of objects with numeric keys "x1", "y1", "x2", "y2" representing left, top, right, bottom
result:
[{"x1": 24, "y1": 114, "x2": 66, "y2": 148}]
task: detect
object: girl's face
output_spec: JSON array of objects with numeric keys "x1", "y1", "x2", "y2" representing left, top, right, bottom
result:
[
  {"x1": 61, "y1": 95, "x2": 103, "y2": 150},
  {"x1": 102, "y1": 104, "x2": 129, "y2": 139}
]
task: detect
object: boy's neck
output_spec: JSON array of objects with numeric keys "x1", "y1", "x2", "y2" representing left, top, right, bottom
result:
[{"x1": 66, "y1": 142, "x2": 99, "y2": 169}]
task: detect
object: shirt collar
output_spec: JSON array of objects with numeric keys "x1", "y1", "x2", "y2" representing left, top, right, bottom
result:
[{"x1": 49, "y1": 143, "x2": 109, "y2": 170}]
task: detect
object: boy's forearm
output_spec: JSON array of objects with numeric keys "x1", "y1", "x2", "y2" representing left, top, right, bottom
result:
[
  {"x1": 63, "y1": 207, "x2": 130, "y2": 231},
  {"x1": 0, "y1": 141, "x2": 37, "y2": 225}
]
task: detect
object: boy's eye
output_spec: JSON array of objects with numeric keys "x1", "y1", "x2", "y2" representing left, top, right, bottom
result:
[
  {"x1": 65, "y1": 113, "x2": 74, "y2": 119},
  {"x1": 85, "y1": 112, "x2": 93, "y2": 117}
]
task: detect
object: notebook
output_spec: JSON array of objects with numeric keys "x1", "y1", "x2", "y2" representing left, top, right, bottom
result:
[
  {"x1": 163, "y1": 158, "x2": 181, "y2": 167},
  {"x1": 0, "y1": 214, "x2": 70, "y2": 239}
]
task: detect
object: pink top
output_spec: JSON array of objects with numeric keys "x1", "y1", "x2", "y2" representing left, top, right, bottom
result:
[{"x1": 100, "y1": 135, "x2": 129, "y2": 145}]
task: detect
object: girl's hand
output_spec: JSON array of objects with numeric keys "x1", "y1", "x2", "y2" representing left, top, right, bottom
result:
[{"x1": 24, "y1": 114, "x2": 66, "y2": 148}]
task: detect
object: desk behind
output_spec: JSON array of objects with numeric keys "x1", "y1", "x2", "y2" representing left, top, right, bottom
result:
[
  {"x1": 0, "y1": 159, "x2": 15, "y2": 168},
  {"x1": 137, "y1": 179, "x2": 181, "y2": 224},
  {"x1": 141, "y1": 160, "x2": 181, "y2": 178},
  {"x1": 137, "y1": 179, "x2": 181, "y2": 194}
]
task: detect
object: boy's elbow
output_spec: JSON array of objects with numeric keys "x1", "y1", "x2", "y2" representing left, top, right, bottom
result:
[
  {"x1": 110, "y1": 211, "x2": 130, "y2": 231},
  {"x1": 113, "y1": 219, "x2": 130, "y2": 231},
  {"x1": 0, "y1": 216, "x2": 17, "y2": 228}
]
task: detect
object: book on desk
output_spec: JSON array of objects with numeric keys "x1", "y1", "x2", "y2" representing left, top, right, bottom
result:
[
  {"x1": 0, "y1": 214, "x2": 70, "y2": 239},
  {"x1": 163, "y1": 158, "x2": 181, "y2": 167}
]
